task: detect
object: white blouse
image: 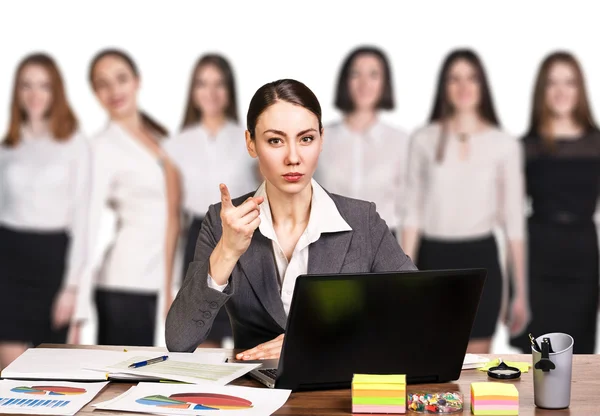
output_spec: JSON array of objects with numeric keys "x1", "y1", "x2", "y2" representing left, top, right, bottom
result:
[
  {"x1": 403, "y1": 123, "x2": 525, "y2": 240},
  {"x1": 163, "y1": 121, "x2": 260, "y2": 217},
  {"x1": 76, "y1": 121, "x2": 168, "y2": 320},
  {"x1": 0, "y1": 130, "x2": 91, "y2": 289},
  {"x1": 315, "y1": 119, "x2": 409, "y2": 230}
]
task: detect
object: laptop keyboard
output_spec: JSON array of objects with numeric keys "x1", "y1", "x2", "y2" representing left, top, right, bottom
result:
[{"x1": 258, "y1": 368, "x2": 277, "y2": 380}]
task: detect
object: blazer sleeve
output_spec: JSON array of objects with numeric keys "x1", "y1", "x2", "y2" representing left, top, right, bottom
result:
[
  {"x1": 165, "y1": 202, "x2": 236, "y2": 352},
  {"x1": 368, "y1": 202, "x2": 418, "y2": 272}
]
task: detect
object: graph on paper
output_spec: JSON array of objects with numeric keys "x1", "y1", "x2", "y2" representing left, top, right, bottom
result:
[
  {"x1": 0, "y1": 380, "x2": 108, "y2": 415},
  {"x1": 0, "y1": 397, "x2": 72, "y2": 409}
]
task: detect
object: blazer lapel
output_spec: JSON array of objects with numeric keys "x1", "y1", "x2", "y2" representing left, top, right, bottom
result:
[
  {"x1": 308, "y1": 231, "x2": 353, "y2": 274},
  {"x1": 238, "y1": 232, "x2": 288, "y2": 329}
]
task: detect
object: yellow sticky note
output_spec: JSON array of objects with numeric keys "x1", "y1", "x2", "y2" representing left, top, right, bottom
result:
[
  {"x1": 352, "y1": 374, "x2": 406, "y2": 384},
  {"x1": 478, "y1": 359, "x2": 530, "y2": 373}
]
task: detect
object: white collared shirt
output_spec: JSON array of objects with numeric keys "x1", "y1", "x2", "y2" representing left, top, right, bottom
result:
[
  {"x1": 315, "y1": 119, "x2": 410, "y2": 230},
  {"x1": 76, "y1": 121, "x2": 169, "y2": 320},
  {"x1": 0, "y1": 130, "x2": 91, "y2": 289},
  {"x1": 209, "y1": 179, "x2": 352, "y2": 316},
  {"x1": 163, "y1": 121, "x2": 260, "y2": 216},
  {"x1": 403, "y1": 123, "x2": 525, "y2": 240}
]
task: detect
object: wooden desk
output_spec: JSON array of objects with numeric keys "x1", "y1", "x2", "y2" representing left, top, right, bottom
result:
[{"x1": 37, "y1": 345, "x2": 600, "y2": 415}]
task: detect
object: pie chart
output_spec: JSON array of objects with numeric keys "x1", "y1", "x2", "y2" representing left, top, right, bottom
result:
[
  {"x1": 12, "y1": 386, "x2": 86, "y2": 396},
  {"x1": 137, "y1": 393, "x2": 253, "y2": 410}
]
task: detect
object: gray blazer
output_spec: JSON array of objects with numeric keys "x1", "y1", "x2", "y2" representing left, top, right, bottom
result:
[{"x1": 165, "y1": 190, "x2": 417, "y2": 352}]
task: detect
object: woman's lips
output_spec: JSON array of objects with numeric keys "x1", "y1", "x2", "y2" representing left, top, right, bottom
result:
[{"x1": 282, "y1": 173, "x2": 304, "y2": 182}]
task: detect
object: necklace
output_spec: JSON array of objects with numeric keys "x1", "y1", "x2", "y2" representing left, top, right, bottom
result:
[{"x1": 457, "y1": 132, "x2": 469, "y2": 142}]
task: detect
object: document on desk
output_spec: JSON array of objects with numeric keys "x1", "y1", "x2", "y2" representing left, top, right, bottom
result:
[
  {"x1": 462, "y1": 353, "x2": 490, "y2": 370},
  {"x1": 0, "y1": 379, "x2": 108, "y2": 415},
  {"x1": 0, "y1": 348, "x2": 227, "y2": 382},
  {"x1": 98, "y1": 355, "x2": 261, "y2": 385},
  {"x1": 94, "y1": 382, "x2": 291, "y2": 416}
]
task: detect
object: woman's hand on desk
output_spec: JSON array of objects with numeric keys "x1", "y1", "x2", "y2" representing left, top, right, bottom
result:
[{"x1": 235, "y1": 334, "x2": 285, "y2": 360}]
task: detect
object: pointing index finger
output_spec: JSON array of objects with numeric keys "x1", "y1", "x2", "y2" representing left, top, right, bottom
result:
[{"x1": 220, "y1": 184, "x2": 234, "y2": 210}]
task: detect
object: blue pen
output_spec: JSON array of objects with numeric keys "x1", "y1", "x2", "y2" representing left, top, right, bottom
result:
[{"x1": 128, "y1": 355, "x2": 169, "y2": 368}]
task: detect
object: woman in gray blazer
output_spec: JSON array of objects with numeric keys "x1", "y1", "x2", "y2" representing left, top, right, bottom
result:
[{"x1": 165, "y1": 79, "x2": 416, "y2": 358}]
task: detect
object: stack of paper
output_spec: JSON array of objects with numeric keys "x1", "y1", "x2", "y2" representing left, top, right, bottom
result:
[
  {"x1": 352, "y1": 374, "x2": 406, "y2": 414},
  {"x1": 0, "y1": 348, "x2": 237, "y2": 384},
  {"x1": 470, "y1": 382, "x2": 519, "y2": 415}
]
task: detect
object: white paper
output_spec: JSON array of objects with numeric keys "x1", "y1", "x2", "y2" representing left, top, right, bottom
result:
[
  {"x1": 462, "y1": 353, "x2": 490, "y2": 369},
  {"x1": 1, "y1": 348, "x2": 227, "y2": 382},
  {"x1": 0, "y1": 349, "x2": 113, "y2": 381},
  {"x1": 95, "y1": 382, "x2": 291, "y2": 416},
  {"x1": 0, "y1": 380, "x2": 108, "y2": 415},
  {"x1": 99, "y1": 355, "x2": 260, "y2": 385}
]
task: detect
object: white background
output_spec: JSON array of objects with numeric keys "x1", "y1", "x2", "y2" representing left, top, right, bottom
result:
[{"x1": 2, "y1": 0, "x2": 599, "y2": 352}]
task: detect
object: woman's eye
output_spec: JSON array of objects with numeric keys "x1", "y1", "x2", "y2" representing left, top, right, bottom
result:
[
  {"x1": 301, "y1": 136, "x2": 314, "y2": 143},
  {"x1": 268, "y1": 138, "x2": 282, "y2": 145}
]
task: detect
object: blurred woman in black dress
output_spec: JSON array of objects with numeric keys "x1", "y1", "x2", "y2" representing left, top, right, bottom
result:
[{"x1": 511, "y1": 51, "x2": 600, "y2": 354}]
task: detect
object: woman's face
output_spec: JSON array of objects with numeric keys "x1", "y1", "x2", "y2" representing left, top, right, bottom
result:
[
  {"x1": 18, "y1": 64, "x2": 52, "y2": 122},
  {"x1": 193, "y1": 64, "x2": 229, "y2": 119},
  {"x1": 348, "y1": 53, "x2": 385, "y2": 111},
  {"x1": 246, "y1": 100, "x2": 323, "y2": 195},
  {"x1": 91, "y1": 55, "x2": 139, "y2": 119},
  {"x1": 545, "y1": 62, "x2": 579, "y2": 119},
  {"x1": 446, "y1": 58, "x2": 481, "y2": 114}
]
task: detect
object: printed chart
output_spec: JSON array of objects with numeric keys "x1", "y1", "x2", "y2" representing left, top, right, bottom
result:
[
  {"x1": 95, "y1": 382, "x2": 291, "y2": 416},
  {"x1": 0, "y1": 380, "x2": 108, "y2": 415},
  {"x1": 137, "y1": 393, "x2": 253, "y2": 410}
]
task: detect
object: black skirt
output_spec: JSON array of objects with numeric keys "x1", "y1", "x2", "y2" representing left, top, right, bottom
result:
[
  {"x1": 0, "y1": 225, "x2": 69, "y2": 345},
  {"x1": 183, "y1": 215, "x2": 232, "y2": 343},
  {"x1": 95, "y1": 289, "x2": 157, "y2": 347},
  {"x1": 417, "y1": 234, "x2": 502, "y2": 340},
  {"x1": 510, "y1": 219, "x2": 599, "y2": 354}
]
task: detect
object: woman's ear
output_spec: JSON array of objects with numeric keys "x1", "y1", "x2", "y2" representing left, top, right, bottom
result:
[
  {"x1": 246, "y1": 130, "x2": 258, "y2": 158},
  {"x1": 319, "y1": 127, "x2": 325, "y2": 153}
]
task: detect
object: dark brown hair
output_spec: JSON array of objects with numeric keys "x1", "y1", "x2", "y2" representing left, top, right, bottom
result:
[
  {"x1": 527, "y1": 51, "x2": 597, "y2": 150},
  {"x1": 89, "y1": 48, "x2": 168, "y2": 137},
  {"x1": 4, "y1": 53, "x2": 78, "y2": 147},
  {"x1": 181, "y1": 54, "x2": 238, "y2": 129},
  {"x1": 246, "y1": 79, "x2": 322, "y2": 139},
  {"x1": 429, "y1": 49, "x2": 500, "y2": 161},
  {"x1": 334, "y1": 46, "x2": 394, "y2": 113}
]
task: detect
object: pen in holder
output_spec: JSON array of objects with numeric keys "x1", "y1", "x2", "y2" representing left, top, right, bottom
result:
[{"x1": 531, "y1": 332, "x2": 574, "y2": 409}]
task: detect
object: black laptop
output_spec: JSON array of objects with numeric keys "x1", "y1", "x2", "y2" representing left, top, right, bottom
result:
[{"x1": 235, "y1": 268, "x2": 486, "y2": 391}]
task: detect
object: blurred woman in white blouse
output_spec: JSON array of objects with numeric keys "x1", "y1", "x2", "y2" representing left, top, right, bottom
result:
[
  {"x1": 164, "y1": 54, "x2": 259, "y2": 347},
  {"x1": 0, "y1": 53, "x2": 89, "y2": 367},
  {"x1": 401, "y1": 49, "x2": 529, "y2": 353},
  {"x1": 73, "y1": 49, "x2": 181, "y2": 347},
  {"x1": 316, "y1": 46, "x2": 409, "y2": 238}
]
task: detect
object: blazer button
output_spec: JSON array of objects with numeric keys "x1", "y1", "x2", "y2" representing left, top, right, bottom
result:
[
  {"x1": 203, "y1": 311, "x2": 211, "y2": 319},
  {"x1": 196, "y1": 320, "x2": 205, "y2": 327},
  {"x1": 209, "y1": 302, "x2": 218, "y2": 309}
]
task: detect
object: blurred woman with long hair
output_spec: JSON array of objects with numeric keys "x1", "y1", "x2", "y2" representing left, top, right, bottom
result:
[
  {"x1": 402, "y1": 49, "x2": 529, "y2": 353},
  {"x1": 73, "y1": 49, "x2": 181, "y2": 346},
  {"x1": 0, "y1": 53, "x2": 89, "y2": 367},
  {"x1": 511, "y1": 51, "x2": 600, "y2": 354},
  {"x1": 164, "y1": 54, "x2": 259, "y2": 347},
  {"x1": 317, "y1": 46, "x2": 409, "y2": 238}
]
